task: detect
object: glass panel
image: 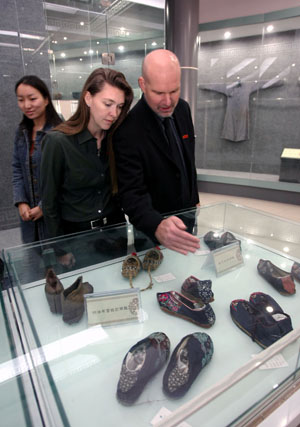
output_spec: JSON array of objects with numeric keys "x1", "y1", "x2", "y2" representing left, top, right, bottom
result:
[
  {"x1": 44, "y1": 0, "x2": 165, "y2": 118},
  {"x1": 196, "y1": 15, "x2": 300, "y2": 180},
  {"x1": 2, "y1": 204, "x2": 300, "y2": 426}
]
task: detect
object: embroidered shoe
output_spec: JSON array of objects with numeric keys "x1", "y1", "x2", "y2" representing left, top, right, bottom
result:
[
  {"x1": 230, "y1": 298, "x2": 291, "y2": 348},
  {"x1": 122, "y1": 254, "x2": 141, "y2": 289},
  {"x1": 163, "y1": 332, "x2": 214, "y2": 398},
  {"x1": 45, "y1": 268, "x2": 64, "y2": 314},
  {"x1": 181, "y1": 275, "x2": 214, "y2": 304},
  {"x1": 204, "y1": 231, "x2": 241, "y2": 251},
  {"x1": 291, "y1": 262, "x2": 300, "y2": 282},
  {"x1": 157, "y1": 291, "x2": 215, "y2": 328},
  {"x1": 62, "y1": 276, "x2": 94, "y2": 324},
  {"x1": 249, "y1": 292, "x2": 293, "y2": 336},
  {"x1": 116, "y1": 332, "x2": 170, "y2": 405},
  {"x1": 257, "y1": 259, "x2": 296, "y2": 295},
  {"x1": 142, "y1": 247, "x2": 164, "y2": 291}
]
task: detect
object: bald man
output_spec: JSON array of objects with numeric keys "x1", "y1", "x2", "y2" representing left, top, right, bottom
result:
[{"x1": 113, "y1": 49, "x2": 200, "y2": 255}]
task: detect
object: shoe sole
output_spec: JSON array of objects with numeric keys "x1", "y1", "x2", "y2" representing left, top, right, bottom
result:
[
  {"x1": 181, "y1": 289, "x2": 214, "y2": 304},
  {"x1": 230, "y1": 314, "x2": 267, "y2": 349},
  {"x1": 160, "y1": 306, "x2": 213, "y2": 328}
]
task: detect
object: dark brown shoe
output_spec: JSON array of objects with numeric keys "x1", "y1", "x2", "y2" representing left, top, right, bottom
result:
[
  {"x1": 257, "y1": 259, "x2": 296, "y2": 295},
  {"x1": 45, "y1": 268, "x2": 64, "y2": 314},
  {"x1": 62, "y1": 276, "x2": 93, "y2": 324},
  {"x1": 292, "y1": 262, "x2": 300, "y2": 282}
]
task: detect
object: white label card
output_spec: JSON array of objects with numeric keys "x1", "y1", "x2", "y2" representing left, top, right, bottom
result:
[
  {"x1": 212, "y1": 242, "x2": 243, "y2": 275},
  {"x1": 153, "y1": 273, "x2": 176, "y2": 283},
  {"x1": 85, "y1": 289, "x2": 141, "y2": 327}
]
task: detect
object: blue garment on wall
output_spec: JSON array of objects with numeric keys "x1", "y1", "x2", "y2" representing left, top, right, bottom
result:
[{"x1": 200, "y1": 79, "x2": 283, "y2": 142}]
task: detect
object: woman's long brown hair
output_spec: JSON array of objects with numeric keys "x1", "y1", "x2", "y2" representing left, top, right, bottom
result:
[{"x1": 54, "y1": 68, "x2": 133, "y2": 194}]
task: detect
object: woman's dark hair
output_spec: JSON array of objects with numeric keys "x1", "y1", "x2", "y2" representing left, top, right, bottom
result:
[
  {"x1": 54, "y1": 67, "x2": 133, "y2": 135},
  {"x1": 15, "y1": 75, "x2": 62, "y2": 130}
]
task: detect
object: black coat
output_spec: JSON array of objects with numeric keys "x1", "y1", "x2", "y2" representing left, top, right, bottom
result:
[{"x1": 113, "y1": 96, "x2": 199, "y2": 238}]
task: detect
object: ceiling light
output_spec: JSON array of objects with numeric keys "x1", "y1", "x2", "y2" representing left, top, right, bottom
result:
[
  {"x1": 224, "y1": 31, "x2": 231, "y2": 39},
  {"x1": 40, "y1": 52, "x2": 43, "y2": 55},
  {"x1": 79, "y1": 58, "x2": 83, "y2": 61},
  {"x1": 80, "y1": 21, "x2": 84, "y2": 26},
  {"x1": 266, "y1": 25, "x2": 274, "y2": 32},
  {"x1": 43, "y1": 2, "x2": 78, "y2": 14},
  {"x1": 96, "y1": 41, "x2": 100, "y2": 45},
  {"x1": 60, "y1": 52, "x2": 66, "y2": 57},
  {"x1": 151, "y1": 41, "x2": 157, "y2": 46},
  {"x1": 89, "y1": 49, "x2": 94, "y2": 54},
  {"x1": 84, "y1": 51, "x2": 87, "y2": 55},
  {"x1": 118, "y1": 45, "x2": 124, "y2": 51},
  {"x1": 20, "y1": 33, "x2": 45, "y2": 40},
  {"x1": 63, "y1": 36, "x2": 68, "y2": 40}
]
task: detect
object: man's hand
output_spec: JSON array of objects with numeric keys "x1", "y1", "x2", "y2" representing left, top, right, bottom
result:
[{"x1": 155, "y1": 216, "x2": 200, "y2": 255}]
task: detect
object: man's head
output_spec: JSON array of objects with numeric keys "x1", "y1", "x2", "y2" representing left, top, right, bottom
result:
[{"x1": 138, "y1": 49, "x2": 181, "y2": 117}]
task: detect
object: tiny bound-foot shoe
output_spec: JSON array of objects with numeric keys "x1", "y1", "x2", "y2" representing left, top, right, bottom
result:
[
  {"x1": 45, "y1": 268, "x2": 64, "y2": 314},
  {"x1": 122, "y1": 254, "x2": 141, "y2": 289},
  {"x1": 257, "y1": 259, "x2": 296, "y2": 295},
  {"x1": 203, "y1": 231, "x2": 223, "y2": 251},
  {"x1": 62, "y1": 276, "x2": 93, "y2": 324},
  {"x1": 163, "y1": 332, "x2": 214, "y2": 398},
  {"x1": 291, "y1": 262, "x2": 300, "y2": 282},
  {"x1": 142, "y1": 247, "x2": 163, "y2": 291},
  {"x1": 117, "y1": 332, "x2": 170, "y2": 405},
  {"x1": 221, "y1": 231, "x2": 241, "y2": 249},
  {"x1": 181, "y1": 275, "x2": 214, "y2": 304},
  {"x1": 157, "y1": 291, "x2": 215, "y2": 328}
]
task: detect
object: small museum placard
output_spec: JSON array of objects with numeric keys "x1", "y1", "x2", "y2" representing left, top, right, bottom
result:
[
  {"x1": 85, "y1": 289, "x2": 142, "y2": 327},
  {"x1": 212, "y1": 241, "x2": 243, "y2": 276}
]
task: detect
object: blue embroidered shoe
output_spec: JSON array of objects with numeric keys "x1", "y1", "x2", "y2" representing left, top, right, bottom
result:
[
  {"x1": 163, "y1": 332, "x2": 214, "y2": 398},
  {"x1": 257, "y1": 259, "x2": 296, "y2": 295},
  {"x1": 157, "y1": 291, "x2": 215, "y2": 328},
  {"x1": 117, "y1": 332, "x2": 170, "y2": 405},
  {"x1": 230, "y1": 298, "x2": 291, "y2": 348},
  {"x1": 204, "y1": 231, "x2": 241, "y2": 251},
  {"x1": 249, "y1": 292, "x2": 293, "y2": 336},
  {"x1": 181, "y1": 275, "x2": 214, "y2": 304}
]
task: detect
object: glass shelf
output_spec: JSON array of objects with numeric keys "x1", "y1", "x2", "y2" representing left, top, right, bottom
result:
[{"x1": 2, "y1": 203, "x2": 300, "y2": 426}]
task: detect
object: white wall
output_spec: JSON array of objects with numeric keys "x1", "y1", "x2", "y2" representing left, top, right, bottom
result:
[{"x1": 199, "y1": 0, "x2": 300, "y2": 23}]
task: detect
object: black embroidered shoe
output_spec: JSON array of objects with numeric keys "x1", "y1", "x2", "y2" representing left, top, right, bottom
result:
[
  {"x1": 163, "y1": 332, "x2": 214, "y2": 398},
  {"x1": 117, "y1": 332, "x2": 170, "y2": 405},
  {"x1": 181, "y1": 275, "x2": 214, "y2": 304},
  {"x1": 257, "y1": 259, "x2": 296, "y2": 295}
]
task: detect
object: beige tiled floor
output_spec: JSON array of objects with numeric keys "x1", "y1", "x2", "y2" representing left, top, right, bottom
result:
[{"x1": 199, "y1": 192, "x2": 300, "y2": 223}]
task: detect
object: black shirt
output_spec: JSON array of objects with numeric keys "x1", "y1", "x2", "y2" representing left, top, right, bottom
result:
[{"x1": 41, "y1": 128, "x2": 118, "y2": 237}]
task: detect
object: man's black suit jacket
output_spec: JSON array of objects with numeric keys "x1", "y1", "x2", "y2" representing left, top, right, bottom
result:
[{"x1": 113, "y1": 96, "x2": 199, "y2": 239}]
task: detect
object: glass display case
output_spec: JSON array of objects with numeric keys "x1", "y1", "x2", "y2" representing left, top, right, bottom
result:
[{"x1": 1, "y1": 203, "x2": 300, "y2": 427}]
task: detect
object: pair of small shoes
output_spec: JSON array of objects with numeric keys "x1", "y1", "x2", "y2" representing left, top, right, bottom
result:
[
  {"x1": 45, "y1": 269, "x2": 94, "y2": 324},
  {"x1": 181, "y1": 275, "x2": 214, "y2": 304},
  {"x1": 156, "y1": 291, "x2": 215, "y2": 328},
  {"x1": 257, "y1": 259, "x2": 296, "y2": 295},
  {"x1": 116, "y1": 331, "x2": 213, "y2": 404},
  {"x1": 291, "y1": 262, "x2": 300, "y2": 282},
  {"x1": 122, "y1": 247, "x2": 163, "y2": 291},
  {"x1": 230, "y1": 292, "x2": 293, "y2": 348},
  {"x1": 204, "y1": 231, "x2": 241, "y2": 251}
]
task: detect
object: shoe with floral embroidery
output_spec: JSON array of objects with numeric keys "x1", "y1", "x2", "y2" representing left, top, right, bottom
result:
[
  {"x1": 181, "y1": 276, "x2": 214, "y2": 304},
  {"x1": 163, "y1": 332, "x2": 214, "y2": 398},
  {"x1": 156, "y1": 291, "x2": 215, "y2": 328},
  {"x1": 116, "y1": 332, "x2": 170, "y2": 405}
]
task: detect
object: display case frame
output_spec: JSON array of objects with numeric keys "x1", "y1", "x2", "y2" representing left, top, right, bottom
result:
[{"x1": 2, "y1": 202, "x2": 300, "y2": 427}]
